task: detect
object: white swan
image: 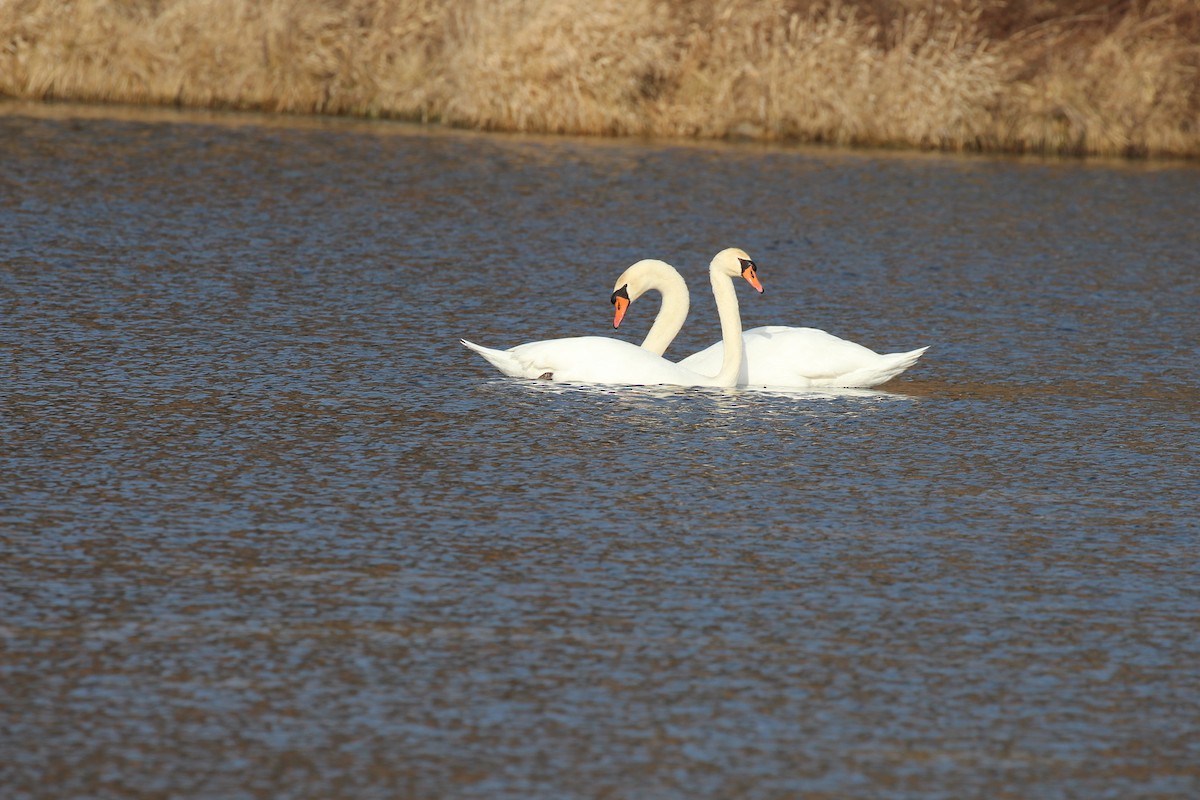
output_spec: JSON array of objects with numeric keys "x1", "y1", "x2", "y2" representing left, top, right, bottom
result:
[
  {"x1": 461, "y1": 248, "x2": 764, "y2": 387},
  {"x1": 610, "y1": 259, "x2": 928, "y2": 388}
]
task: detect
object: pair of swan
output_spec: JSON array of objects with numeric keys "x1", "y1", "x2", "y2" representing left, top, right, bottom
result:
[{"x1": 461, "y1": 248, "x2": 928, "y2": 388}]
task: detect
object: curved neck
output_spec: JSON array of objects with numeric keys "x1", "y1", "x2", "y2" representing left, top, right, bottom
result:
[
  {"x1": 708, "y1": 266, "x2": 745, "y2": 387},
  {"x1": 638, "y1": 265, "x2": 690, "y2": 357}
]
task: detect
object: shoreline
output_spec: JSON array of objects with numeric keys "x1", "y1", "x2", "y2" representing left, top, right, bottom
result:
[
  {"x1": 3, "y1": 0, "x2": 1197, "y2": 160},
  {"x1": 9, "y1": 97, "x2": 1199, "y2": 172}
]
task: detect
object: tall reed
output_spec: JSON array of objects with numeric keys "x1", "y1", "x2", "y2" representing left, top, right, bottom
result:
[{"x1": 2, "y1": 0, "x2": 1197, "y2": 157}]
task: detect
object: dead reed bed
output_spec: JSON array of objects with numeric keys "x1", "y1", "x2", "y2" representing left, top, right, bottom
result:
[{"x1": 2, "y1": 0, "x2": 1197, "y2": 157}]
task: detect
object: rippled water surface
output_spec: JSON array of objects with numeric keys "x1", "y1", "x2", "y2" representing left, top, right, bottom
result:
[{"x1": 3, "y1": 102, "x2": 1199, "y2": 799}]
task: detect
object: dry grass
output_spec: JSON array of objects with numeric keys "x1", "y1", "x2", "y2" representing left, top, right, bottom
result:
[{"x1": 2, "y1": 0, "x2": 1197, "y2": 157}]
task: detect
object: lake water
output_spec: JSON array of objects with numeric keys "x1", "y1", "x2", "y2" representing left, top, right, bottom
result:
[{"x1": 2, "y1": 102, "x2": 1198, "y2": 799}]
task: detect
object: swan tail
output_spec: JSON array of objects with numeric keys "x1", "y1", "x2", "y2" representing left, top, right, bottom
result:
[
  {"x1": 830, "y1": 345, "x2": 930, "y2": 388},
  {"x1": 870, "y1": 345, "x2": 930, "y2": 385},
  {"x1": 460, "y1": 339, "x2": 533, "y2": 378}
]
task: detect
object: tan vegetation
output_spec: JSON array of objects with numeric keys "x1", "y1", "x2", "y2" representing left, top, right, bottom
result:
[{"x1": 2, "y1": 0, "x2": 1198, "y2": 157}]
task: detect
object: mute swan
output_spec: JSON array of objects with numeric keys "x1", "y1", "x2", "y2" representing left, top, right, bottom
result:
[
  {"x1": 610, "y1": 259, "x2": 928, "y2": 388},
  {"x1": 461, "y1": 248, "x2": 763, "y2": 387}
]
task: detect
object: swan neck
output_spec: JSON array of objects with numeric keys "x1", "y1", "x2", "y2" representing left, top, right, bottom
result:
[
  {"x1": 638, "y1": 267, "x2": 689, "y2": 356},
  {"x1": 710, "y1": 267, "x2": 744, "y2": 387}
]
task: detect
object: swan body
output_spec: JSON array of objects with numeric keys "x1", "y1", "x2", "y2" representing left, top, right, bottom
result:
[
  {"x1": 461, "y1": 336, "x2": 722, "y2": 386},
  {"x1": 677, "y1": 328, "x2": 929, "y2": 388},
  {"x1": 612, "y1": 259, "x2": 928, "y2": 388},
  {"x1": 463, "y1": 249, "x2": 762, "y2": 387}
]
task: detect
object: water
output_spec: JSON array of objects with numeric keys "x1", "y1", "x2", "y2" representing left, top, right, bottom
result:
[{"x1": 2, "y1": 102, "x2": 1199, "y2": 799}]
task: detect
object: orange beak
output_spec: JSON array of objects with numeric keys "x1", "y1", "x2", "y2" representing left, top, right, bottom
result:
[
  {"x1": 612, "y1": 295, "x2": 630, "y2": 328},
  {"x1": 742, "y1": 262, "x2": 764, "y2": 293},
  {"x1": 611, "y1": 284, "x2": 631, "y2": 328}
]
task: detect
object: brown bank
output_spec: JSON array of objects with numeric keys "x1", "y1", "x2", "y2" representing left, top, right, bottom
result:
[{"x1": 2, "y1": 0, "x2": 1197, "y2": 158}]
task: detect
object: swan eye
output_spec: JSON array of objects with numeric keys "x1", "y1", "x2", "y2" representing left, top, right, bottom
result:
[
  {"x1": 738, "y1": 258, "x2": 757, "y2": 276},
  {"x1": 611, "y1": 284, "x2": 630, "y2": 305}
]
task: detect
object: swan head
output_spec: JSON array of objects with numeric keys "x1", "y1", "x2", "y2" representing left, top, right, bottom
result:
[
  {"x1": 711, "y1": 247, "x2": 764, "y2": 293},
  {"x1": 610, "y1": 258, "x2": 684, "y2": 329}
]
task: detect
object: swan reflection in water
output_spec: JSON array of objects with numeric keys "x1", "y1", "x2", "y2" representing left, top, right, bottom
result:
[{"x1": 503, "y1": 378, "x2": 918, "y2": 420}]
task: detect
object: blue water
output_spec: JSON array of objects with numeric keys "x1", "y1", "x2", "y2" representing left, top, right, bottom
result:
[{"x1": 2, "y1": 102, "x2": 1199, "y2": 798}]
